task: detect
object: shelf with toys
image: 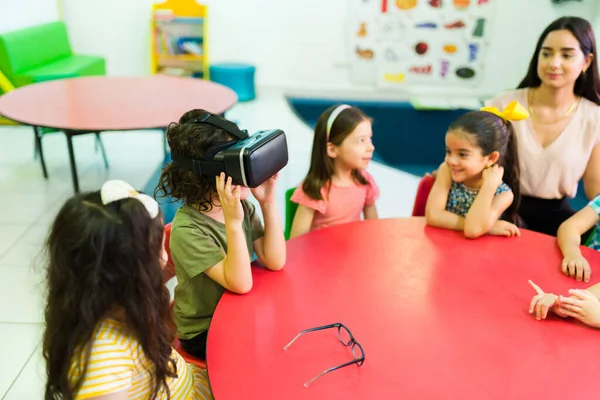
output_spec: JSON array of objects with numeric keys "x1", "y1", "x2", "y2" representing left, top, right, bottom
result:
[{"x1": 151, "y1": 0, "x2": 209, "y2": 78}]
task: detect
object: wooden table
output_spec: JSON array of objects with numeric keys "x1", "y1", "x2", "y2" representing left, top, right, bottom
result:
[
  {"x1": 0, "y1": 76, "x2": 237, "y2": 192},
  {"x1": 207, "y1": 218, "x2": 600, "y2": 400}
]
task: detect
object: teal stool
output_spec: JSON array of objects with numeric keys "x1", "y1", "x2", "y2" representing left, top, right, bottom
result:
[{"x1": 209, "y1": 63, "x2": 256, "y2": 101}]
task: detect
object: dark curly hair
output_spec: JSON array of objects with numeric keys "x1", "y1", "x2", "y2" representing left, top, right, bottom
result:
[
  {"x1": 155, "y1": 109, "x2": 234, "y2": 211},
  {"x1": 43, "y1": 191, "x2": 175, "y2": 400}
]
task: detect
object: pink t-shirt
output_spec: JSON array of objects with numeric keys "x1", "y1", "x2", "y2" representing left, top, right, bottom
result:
[{"x1": 291, "y1": 170, "x2": 380, "y2": 232}]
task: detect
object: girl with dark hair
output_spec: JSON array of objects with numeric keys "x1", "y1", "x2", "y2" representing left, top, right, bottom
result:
[
  {"x1": 426, "y1": 102, "x2": 528, "y2": 239},
  {"x1": 43, "y1": 180, "x2": 212, "y2": 399},
  {"x1": 486, "y1": 16, "x2": 600, "y2": 237},
  {"x1": 289, "y1": 104, "x2": 380, "y2": 238}
]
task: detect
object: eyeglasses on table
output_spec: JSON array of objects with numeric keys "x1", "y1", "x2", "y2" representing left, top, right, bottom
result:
[{"x1": 283, "y1": 322, "x2": 365, "y2": 387}]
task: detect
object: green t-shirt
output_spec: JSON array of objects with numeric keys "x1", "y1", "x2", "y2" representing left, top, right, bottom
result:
[{"x1": 171, "y1": 200, "x2": 265, "y2": 340}]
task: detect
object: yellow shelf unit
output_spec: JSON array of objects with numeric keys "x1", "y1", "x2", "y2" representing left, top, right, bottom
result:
[{"x1": 151, "y1": 0, "x2": 209, "y2": 79}]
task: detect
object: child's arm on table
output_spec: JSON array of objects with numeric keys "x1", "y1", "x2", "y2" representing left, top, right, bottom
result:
[
  {"x1": 464, "y1": 165, "x2": 519, "y2": 239},
  {"x1": 290, "y1": 205, "x2": 315, "y2": 239},
  {"x1": 425, "y1": 163, "x2": 465, "y2": 231},
  {"x1": 557, "y1": 206, "x2": 599, "y2": 282},
  {"x1": 363, "y1": 204, "x2": 378, "y2": 220}
]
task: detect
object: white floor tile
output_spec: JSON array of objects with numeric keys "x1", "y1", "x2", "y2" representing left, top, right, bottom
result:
[
  {"x1": 0, "y1": 192, "x2": 64, "y2": 224},
  {"x1": 0, "y1": 224, "x2": 31, "y2": 261},
  {"x1": 3, "y1": 343, "x2": 44, "y2": 400},
  {"x1": 0, "y1": 226, "x2": 52, "y2": 268},
  {"x1": 0, "y1": 266, "x2": 45, "y2": 324},
  {"x1": 0, "y1": 127, "x2": 36, "y2": 166},
  {"x1": 0, "y1": 323, "x2": 42, "y2": 398}
]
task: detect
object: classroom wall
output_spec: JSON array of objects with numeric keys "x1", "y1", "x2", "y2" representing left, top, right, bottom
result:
[
  {"x1": 58, "y1": 0, "x2": 600, "y2": 98},
  {"x1": 0, "y1": 0, "x2": 60, "y2": 34}
]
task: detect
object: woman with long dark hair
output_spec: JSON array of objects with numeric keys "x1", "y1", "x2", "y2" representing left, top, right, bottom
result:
[{"x1": 486, "y1": 16, "x2": 600, "y2": 237}]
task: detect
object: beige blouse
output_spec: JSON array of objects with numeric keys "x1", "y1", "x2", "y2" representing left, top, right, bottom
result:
[{"x1": 486, "y1": 89, "x2": 600, "y2": 199}]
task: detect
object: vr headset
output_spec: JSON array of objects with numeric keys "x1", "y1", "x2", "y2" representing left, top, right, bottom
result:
[{"x1": 171, "y1": 114, "x2": 288, "y2": 188}]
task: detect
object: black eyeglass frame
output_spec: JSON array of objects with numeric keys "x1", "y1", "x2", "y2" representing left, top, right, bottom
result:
[{"x1": 283, "y1": 323, "x2": 365, "y2": 387}]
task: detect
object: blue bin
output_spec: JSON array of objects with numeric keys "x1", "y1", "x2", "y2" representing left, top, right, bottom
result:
[{"x1": 209, "y1": 63, "x2": 256, "y2": 101}]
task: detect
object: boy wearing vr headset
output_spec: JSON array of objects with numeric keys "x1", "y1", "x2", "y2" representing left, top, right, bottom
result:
[{"x1": 156, "y1": 109, "x2": 286, "y2": 360}]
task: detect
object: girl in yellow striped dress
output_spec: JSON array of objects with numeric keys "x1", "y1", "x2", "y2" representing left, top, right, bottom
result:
[{"x1": 42, "y1": 180, "x2": 212, "y2": 400}]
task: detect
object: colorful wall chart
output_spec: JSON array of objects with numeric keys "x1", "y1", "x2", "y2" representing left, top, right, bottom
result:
[{"x1": 348, "y1": 0, "x2": 496, "y2": 88}]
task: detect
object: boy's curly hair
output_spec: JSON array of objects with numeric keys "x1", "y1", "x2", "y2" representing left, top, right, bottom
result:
[{"x1": 155, "y1": 109, "x2": 233, "y2": 211}]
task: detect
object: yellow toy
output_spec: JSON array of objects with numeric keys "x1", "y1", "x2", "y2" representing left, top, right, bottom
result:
[{"x1": 0, "y1": 70, "x2": 17, "y2": 125}]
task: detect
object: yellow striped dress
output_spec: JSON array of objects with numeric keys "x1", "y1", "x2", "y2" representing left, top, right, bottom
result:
[{"x1": 69, "y1": 318, "x2": 212, "y2": 399}]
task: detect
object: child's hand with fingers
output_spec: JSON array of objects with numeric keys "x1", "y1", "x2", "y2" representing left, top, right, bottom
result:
[
  {"x1": 482, "y1": 164, "x2": 504, "y2": 189},
  {"x1": 561, "y1": 255, "x2": 591, "y2": 282},
  {"x1": 425, "y1": 169, "x2": 438, "y2": 179},
  {"x1": 556, "y1": 289, "x2": 600, "y2": 328},
  {"x1": 528, "y1": 280, "x2": 566, "y2": 320},
  {"x1": 216, "y1": 173, "x2": 244, "y2": 225},
  {"x1": 488, "y1": 220, "x2": 520, "y2": 237},
  {"x1": 251, "y1": 173, "x2": 279, "y2": 205}
]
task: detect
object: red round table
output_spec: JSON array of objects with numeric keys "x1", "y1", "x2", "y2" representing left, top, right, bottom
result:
[
  {"x1": 207, "y1": 218, "x2": 600, "y2": 400},
  {"x1": 0, "y1": 76, "x2": 237, "y2": 192}
]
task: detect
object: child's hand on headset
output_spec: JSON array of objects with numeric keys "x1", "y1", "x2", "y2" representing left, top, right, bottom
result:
[
  {"x1": 216, "y1": 173, "x2": 244, "y2": 225},
  {"x1": 251, "y1": 173, "x2": 279, "y2": 205}
]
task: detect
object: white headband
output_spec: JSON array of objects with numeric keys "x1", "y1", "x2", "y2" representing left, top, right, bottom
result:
[
  {"x1": 100, "y1": 180, "x2": 160, "y2": 219},
  {"x1": 326, "y1": 104, "x2": 351, "y2": 141}
]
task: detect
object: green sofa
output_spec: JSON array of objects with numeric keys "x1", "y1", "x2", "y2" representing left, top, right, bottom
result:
[{"x1": 0, "y1": 21, "x2": 105, "y2": 91}]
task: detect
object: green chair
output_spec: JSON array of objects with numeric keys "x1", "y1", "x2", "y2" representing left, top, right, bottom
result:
[
  {"x1": 285, "y1": 187, "x2": 299, "y2": 240},
  {"x1": 0, "y1": 22, "x2": 105, "y2": 89}
]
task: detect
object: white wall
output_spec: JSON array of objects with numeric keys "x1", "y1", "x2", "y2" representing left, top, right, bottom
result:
[
  {"x1": 0, "y1": 0, "x2": 60, "y2": 33},
  {"x1": 59, "y1": 0, "x2": 600, "y2": 98},
  {"x1": 61, "y1": 0, "x2": 154, "y2": 76}
]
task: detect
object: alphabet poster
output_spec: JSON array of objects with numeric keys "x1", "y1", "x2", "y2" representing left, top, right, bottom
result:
[{"x1": 348, "y1": 0, "x2": 497, "y2": 88}]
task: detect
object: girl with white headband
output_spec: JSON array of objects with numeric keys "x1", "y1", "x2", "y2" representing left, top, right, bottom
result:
[
  {"x1": 43, "y1": 180, "x2": 212, "y2": 400},
  {"x1": 290, "y1": 104, "x2": 379, "y2": 238}
]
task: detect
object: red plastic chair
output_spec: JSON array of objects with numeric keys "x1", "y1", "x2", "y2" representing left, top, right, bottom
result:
[
  {"x1": 170, "y1": 302, "x2": 207, "y2": 370},
  {"x1": 411, "y1": 175, "x2": 436, "y2": 217},
  {"x1": 164, "y1": 223, "x2": 207, "y2": 370}
]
